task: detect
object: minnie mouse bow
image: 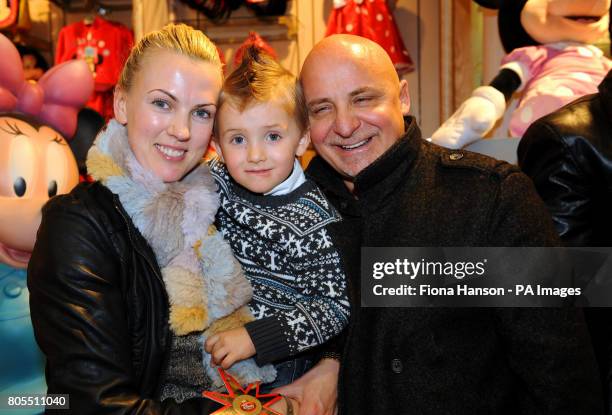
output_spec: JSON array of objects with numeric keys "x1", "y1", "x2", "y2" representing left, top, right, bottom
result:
[{"x1": 0, "y1": 33, "x2": 94, "y2": 138}]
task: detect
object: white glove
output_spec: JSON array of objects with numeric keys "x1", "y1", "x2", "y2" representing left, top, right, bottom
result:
[{"x1": 431, "y1": 86, "x2": 506, "y2": 149}]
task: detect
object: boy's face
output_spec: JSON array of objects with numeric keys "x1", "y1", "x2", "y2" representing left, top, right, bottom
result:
[{"x1": 213, "y1": 100, "x2": 310, "y2": 194}]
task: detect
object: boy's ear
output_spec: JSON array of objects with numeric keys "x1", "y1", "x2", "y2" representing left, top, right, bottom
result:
[
  {"x1": 211, "y1": 139, "x2": 225, "y2": 162},
  {"x1": 295, "y1": 130, "x2": 311, "y2": 157}
]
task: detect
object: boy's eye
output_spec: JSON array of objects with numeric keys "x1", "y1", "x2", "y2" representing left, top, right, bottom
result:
[
  {"x1": 230, "y1": 135, "x2": 246, "y2": 145},
  {"x1": 152, "y1": 99, "x2": 170, "y2": 109},
  {"x1": 267, "y1": 133, "x2": 282, "y2": 142}
]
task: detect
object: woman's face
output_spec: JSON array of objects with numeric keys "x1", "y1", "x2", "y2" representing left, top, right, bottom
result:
[{"x1": 115, "y1": 49, "x2": 222, "y2": 182}]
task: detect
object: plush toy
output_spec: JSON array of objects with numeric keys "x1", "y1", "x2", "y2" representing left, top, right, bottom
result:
[
  {"x1": 431, "y1": 0, "x2": 612, "y2": 149},
  {"x1": 0, "y1": 33, "x2": 93, "y2": 410}
]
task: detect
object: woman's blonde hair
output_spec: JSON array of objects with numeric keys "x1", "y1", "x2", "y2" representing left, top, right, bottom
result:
[
  {"x1": 216, "y1": 46, "x2": 307, "y2": 136},
  {"x1": 118, "y1": 23, "x2": 221, "y2": 91}
]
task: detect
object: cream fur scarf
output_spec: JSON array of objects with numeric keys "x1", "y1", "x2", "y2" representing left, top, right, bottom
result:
[{"x1": 86, "y1": 120, "x2": 276, "y2": 388}]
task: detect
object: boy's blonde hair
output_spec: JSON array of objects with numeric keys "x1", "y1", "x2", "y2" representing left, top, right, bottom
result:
[
  {"x1": 118, "y1": 23, "x2": 222, "y2": 91},
  {"x1": 215, "y1": 47, "x2": 308, "y2": 137}
]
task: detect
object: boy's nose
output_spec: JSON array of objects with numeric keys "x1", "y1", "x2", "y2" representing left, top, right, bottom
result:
[{"x1": 247, "y1": 142, "x2": 266, "y2": 163}]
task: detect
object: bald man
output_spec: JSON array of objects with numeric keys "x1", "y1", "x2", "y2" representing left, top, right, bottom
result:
[{"x1": 276, "y1": 35, "x2": 603, "y2": 414}]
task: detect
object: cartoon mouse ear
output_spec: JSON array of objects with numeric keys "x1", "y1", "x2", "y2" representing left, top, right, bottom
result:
[{"x1": 473, "y1": 0, "x2": 500, "y2": 9}]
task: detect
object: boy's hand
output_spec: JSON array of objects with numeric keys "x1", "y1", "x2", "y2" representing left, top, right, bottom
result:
[{"x1": 205, "y1": 327, "x2": 256, "y2": 369}]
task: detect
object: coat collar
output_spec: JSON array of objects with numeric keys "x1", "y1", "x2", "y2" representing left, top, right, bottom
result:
[{"x1": 307, "y1": 116, "x2": 421, "y2": 206}]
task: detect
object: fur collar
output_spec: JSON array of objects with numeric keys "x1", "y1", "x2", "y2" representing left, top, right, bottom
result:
[{"x1": 86, "y1": 120, "x2": 250, "y2": 335}]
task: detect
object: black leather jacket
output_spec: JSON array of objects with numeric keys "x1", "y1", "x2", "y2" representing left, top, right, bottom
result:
[
  {"x1": 518, "y1": 71, "x2": 612, "y2": 413},
  {"x1": 518, "y1": 71, "x2": 612, "y2": 247},
  {"x1": 28, "y1": 182, "x2": 219, "y2": 414}
]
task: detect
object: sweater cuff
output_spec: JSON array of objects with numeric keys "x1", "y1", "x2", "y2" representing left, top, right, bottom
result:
[{"x1": 245, "y1": 317, "x2": 291, "y2": 365}]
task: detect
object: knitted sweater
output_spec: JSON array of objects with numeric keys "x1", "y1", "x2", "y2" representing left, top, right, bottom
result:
[{"x1": 210, "y1": 158, "x2": 350, "y2": 365}]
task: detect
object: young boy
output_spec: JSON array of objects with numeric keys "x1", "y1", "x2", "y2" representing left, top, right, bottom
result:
[{"x1": 205, "y1": 47, "x2": 350, "y2": 391}]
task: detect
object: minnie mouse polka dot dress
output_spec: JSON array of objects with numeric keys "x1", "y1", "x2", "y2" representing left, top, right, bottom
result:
[{"x1": 326, "y1": 0, "x2": 414, "y2": 74}]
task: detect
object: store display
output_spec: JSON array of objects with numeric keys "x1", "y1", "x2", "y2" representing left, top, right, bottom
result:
[
  {"x1": 245, "y1": 0, "x2": 288, "y2": 17},
  {"x1": 432, "y1": 0, "x2": 612, "y2": 148},
  {"x1": 55, "y1": 15, "x2": 133, "y2": 120},
  {"x1": 0, "y1": 32, "x2": 92, "y2": 412},
  {"x1": 181, "y1": 0, "x2": 243, "y2": 23},
  {"x1": 0, "y1": 0, "x2": 18, "y2": 29},
  {"x1": 325, "y1": 0, "x2": 414, "y2": 74}
]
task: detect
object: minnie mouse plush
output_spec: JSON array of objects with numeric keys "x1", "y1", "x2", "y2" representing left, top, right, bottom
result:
[
  {"x1": 0, "y1": 33, "x2": 93, "y2": 410},
  {"x1": 431, "y1": 0, "x2": 612, "y2": 149}
]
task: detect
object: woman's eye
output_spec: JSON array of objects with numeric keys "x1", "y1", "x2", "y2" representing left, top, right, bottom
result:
[
  {"x1": 231, "y1": 136, "x2": 245, "y2": 145},
  {"x1": 152, "y1": 99, "x2": 170, "y2": 109},
  {"x1": 267, "y1": 133, "x2": 281, "y2": 142},
  {"x1": 194, "y1": 108, "x2": 211, "y2": 119}
]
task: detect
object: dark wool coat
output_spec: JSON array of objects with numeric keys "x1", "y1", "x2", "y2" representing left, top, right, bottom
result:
[{"x1": 306, "y1": 116, "x2": 603, "y2": 415}]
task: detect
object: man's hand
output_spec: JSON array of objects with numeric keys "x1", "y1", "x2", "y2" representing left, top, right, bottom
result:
[
  {"x1": 204, "y1": 327, "x2": 256, "y2": 369},
  {"x1": 273, "y1": 358, "x2": 340, "y2": 415}
]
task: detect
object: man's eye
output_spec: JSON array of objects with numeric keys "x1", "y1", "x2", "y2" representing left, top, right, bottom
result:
[
  {"x1": 355, "y1": 96, "x2": 372, "y2": 103},
  {"x1": 152, "y1": 99, "x2": 170, "y2": 109},
  {"x1": 311, "y1": 106, "x2": 330, "y2": 115},
  {"x1": 267, "y1": 133, "x2": 282, "y2": 142}
]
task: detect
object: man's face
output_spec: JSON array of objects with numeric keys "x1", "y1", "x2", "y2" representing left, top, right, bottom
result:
[{"x1": 301, "y1": 50, "x2": 409, "y2": 184}]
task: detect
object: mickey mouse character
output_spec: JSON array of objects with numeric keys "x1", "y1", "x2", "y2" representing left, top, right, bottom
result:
[{"x1": 432, "y1": 0, "x2": 612, "y2": 149}]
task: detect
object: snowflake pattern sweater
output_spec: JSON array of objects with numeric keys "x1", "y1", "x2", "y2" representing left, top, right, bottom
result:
[{"x1": 210, "y1": 158, "x2": 350, "y2": 365}]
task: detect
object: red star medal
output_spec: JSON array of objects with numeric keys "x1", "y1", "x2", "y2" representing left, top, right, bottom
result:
[{"x1": 203, "y1": 368, "x2": 282, "y2": 415}]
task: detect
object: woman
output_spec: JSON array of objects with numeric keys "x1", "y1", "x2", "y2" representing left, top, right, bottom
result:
[{"x1": 28, "y1": 24, "x2": 292, "y2": 414}]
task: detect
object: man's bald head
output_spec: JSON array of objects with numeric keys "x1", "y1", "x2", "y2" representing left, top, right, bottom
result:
[
  {"x1": 299, "y1": 34, "x2": 410, "y2": 191},
  {"x1": 302, "y1": 34, "x2": 400, "y2": 86}
]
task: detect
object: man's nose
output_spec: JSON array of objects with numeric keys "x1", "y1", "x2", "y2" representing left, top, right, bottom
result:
[
  {"x1": 247, "y1": 141, "x2": 266, "y2": 163},
  {"x1": 168, "y1": 116, "x2": 190, "y2": 141},
  {"x1": 334, "y1": 107, "x2": 360, "y2": 138}
]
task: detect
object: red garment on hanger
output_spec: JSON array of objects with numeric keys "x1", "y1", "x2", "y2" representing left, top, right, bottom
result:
[
  {"x1": 55, "y1": 16, "x2": 134, "y2": 120},
  {"x1": 325, "y1": 0, "x2": 414, "y2": 74}
]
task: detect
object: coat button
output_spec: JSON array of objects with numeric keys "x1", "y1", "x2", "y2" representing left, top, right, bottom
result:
[
  {"x1": 449, "y1": 152, "x2": 464, "y2": 161},
  {"x1": 340, "y1": 201, "x2": 348, "y2": 210},
  {"x1": 391, "y1": 358, "x2": 403, "y2": 374}
]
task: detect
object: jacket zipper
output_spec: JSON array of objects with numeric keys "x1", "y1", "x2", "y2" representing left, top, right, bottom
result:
[{"x1": 113, "y1": 196, "x2": 172, "y2": 397}]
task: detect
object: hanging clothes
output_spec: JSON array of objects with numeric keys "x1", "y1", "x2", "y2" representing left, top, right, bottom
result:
[
  {"x1": 55, "y1": 16, "x2": 134, "y2": 120},
  {"x1": 325, "y1": 0, "x2": 414, "y2": 74}
]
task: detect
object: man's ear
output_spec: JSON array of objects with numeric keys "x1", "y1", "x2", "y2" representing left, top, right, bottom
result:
[
  {"x1": 114, "y1": 87, "x2": 128, "y2": 125},
  {"x1": 211, "y1": 139, "x2": 225, "y2": 162},
  {"x1": 295, "y1": 130, "x2": 311, "y2": 157},
  {"x1": 399, "y1": 79, "x2": 411, "y2": 115}
]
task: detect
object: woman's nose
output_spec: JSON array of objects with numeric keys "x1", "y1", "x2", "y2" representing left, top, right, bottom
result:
[{"x1": 168, "y1": 117, "x2": 190, "y2": 141}]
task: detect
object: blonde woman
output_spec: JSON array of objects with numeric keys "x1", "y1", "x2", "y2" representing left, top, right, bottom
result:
[{"x1": 28, "y1": 24, "x2": 293, "y2": 414}]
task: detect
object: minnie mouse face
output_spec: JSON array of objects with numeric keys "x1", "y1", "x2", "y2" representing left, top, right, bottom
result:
[
  {"x1": 0, "y1": 115, "x2": 78, "y2": 268},
  {"x1": 521, "y1": 0, "x2": 610, "y2": 44}
]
